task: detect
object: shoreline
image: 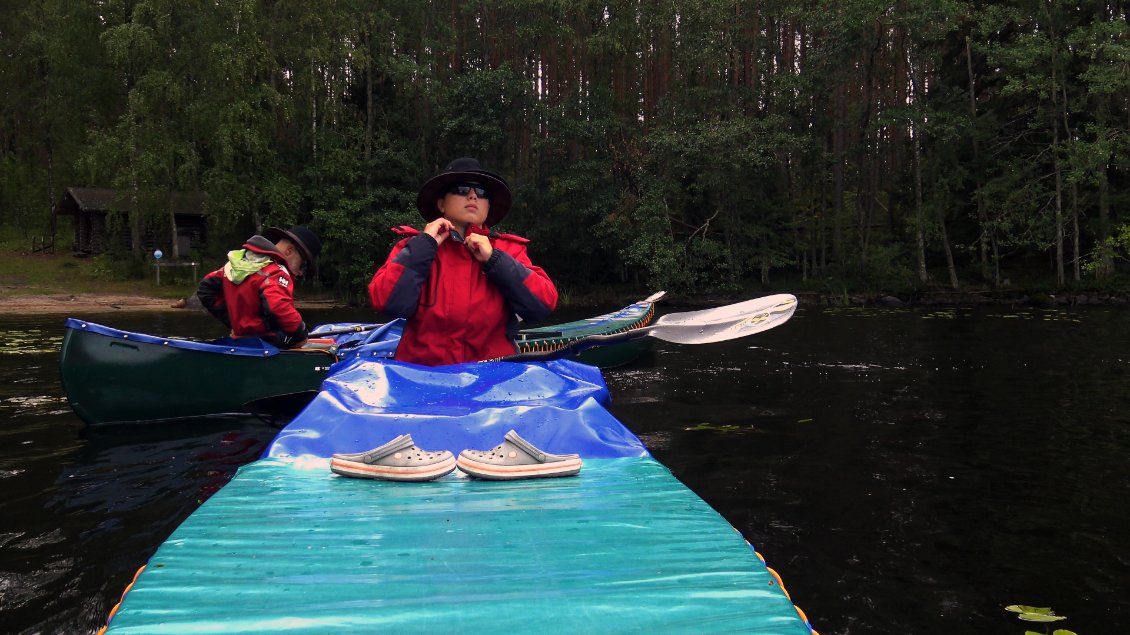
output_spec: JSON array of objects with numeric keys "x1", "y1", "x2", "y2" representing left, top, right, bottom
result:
[
  {"x1": 0, "y1": 293, "x2": 352, "y2": 315},
  {"x1": 1, "y1": 293, "x2": 175, "y2": 315},
  {"x1": 4, "y1": 289, "x2": 1127, "y2": 316}
]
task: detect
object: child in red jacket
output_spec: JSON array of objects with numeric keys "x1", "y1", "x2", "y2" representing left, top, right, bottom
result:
[
  {"x1": 197, "y1": 225, "x2": 321, "y2": 349},
  {"x1": 368, "y1": 157, "x2": 558, "y2": 365}
]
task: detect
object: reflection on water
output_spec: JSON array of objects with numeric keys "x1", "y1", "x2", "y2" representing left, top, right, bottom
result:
[{"x1": 0, "y1": 306, "x2": 1128, "y2": 634}]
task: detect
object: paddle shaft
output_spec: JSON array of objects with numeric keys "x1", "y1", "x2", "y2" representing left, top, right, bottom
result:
[{"x1": 310, "y1": 323, "x2": 382, "y2": 337}]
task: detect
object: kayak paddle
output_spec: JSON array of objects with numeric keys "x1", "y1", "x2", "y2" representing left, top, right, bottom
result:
[{"x1": 504, "y1": 293, "x2": 798, "y2": 362}]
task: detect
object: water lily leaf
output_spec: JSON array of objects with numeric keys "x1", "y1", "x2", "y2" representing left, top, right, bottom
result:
[
  {"x1": 1006, "y1": 605, "x2": 1053, "y2": 615},
  {"x1": 1018, "y1": 613, "x2": 1066, "y2": 623},
  {"x1": 684, "y1": 422, "x2": 744, "y2": 433}
]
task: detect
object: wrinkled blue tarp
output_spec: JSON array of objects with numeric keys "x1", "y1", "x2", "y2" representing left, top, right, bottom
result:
[
  {"x1": 312, "y1": 318, "x2": 404, "y2": 359},
  {"x1": 265, "y1": 357, "x2": 649, "y2": 459}
]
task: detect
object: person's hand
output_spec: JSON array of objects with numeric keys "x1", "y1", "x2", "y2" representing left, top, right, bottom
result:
[
  {"x1": 465, "y1": 232, "x2": 493, "y2": 263},
  {"x1": 424, "y1": 218, "x2": 454, "y2": 245}
]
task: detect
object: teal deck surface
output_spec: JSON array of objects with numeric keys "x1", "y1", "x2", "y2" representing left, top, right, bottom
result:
[
  {"x1": 107, "y1": 457, "x2": 810, "y2": 634},
  {"x1": 105, "y1": 360, "x2": 812, "y2": 633}
]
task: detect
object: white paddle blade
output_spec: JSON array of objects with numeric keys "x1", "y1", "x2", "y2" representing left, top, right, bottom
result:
[{"x1": 648, "y1": 294, "x2": 797, "y2": 344}]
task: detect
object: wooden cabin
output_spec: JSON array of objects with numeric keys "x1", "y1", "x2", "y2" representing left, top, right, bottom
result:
[{"x1": 56, "y1": 187, "x2": 207, "y2": 256}]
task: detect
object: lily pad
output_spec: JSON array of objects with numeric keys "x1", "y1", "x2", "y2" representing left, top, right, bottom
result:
[
  {"x1": 1005, "y1": 605, "x2": 1066, "y2": 623},
  {"x1": 1018, "y1": 613, "x2": 1067, "y2": 623},
  {"x1": 684, "y1": 422, "x2": 745, "y2": 433},
  {"x1": 1005, "y1": 605, "x2": 1054, "y2": 615}
]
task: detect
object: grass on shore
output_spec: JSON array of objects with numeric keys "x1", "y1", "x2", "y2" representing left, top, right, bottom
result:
[
  {"x1": 0, "y1": 249, "x2": 196, "y2": 300},
  {"x1": 0, "y1": 224, "x2": 199, "y2": 300}
]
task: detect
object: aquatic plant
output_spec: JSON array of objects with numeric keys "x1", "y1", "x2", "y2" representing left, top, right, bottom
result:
[
  {"x1": 1004, "y1": 604, "x2": 1076, "y2": 635},
  {"x1": 684, "y1": 422, "x2": 745, "y2": 433}
]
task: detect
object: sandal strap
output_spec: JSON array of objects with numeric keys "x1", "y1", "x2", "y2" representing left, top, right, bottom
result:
[
  {"x1": 333, "y1": 434, "x2": 415, "y2": 462},
  {"x1": 503, "y1": 430, "x2": 546, "y2": 461}
]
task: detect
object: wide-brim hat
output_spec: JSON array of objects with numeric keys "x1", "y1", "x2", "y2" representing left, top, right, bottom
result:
[
  {"x1": 416, "y1": 157, "x2": 512, "y2": 227},
  {"x1": 264, "y1": 225, "x2": 321, "y2": 277}
]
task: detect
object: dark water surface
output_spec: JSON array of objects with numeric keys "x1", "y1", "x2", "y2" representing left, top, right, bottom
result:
[{"x1": 1, "y1": 305, "x2": 1127, "y2": 634}]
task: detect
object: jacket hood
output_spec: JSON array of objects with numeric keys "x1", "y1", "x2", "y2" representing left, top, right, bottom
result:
[{"x1": 224, "y1": 236, "x2": 288, "y2": 284}]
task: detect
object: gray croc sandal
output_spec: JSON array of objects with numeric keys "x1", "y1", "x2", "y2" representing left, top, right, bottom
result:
[
  {"x1": 457, "y1": 430, "x2": 582, "y2": 480},
  {"x1": 331, "y1": 434, "x2": 456, "y2": 482}
]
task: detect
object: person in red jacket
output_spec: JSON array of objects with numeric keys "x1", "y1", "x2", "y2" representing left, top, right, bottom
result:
[
  {"x1": 197, "y1": 225, "x2": 322, "y2": 349},
  {"x1": 368, "y1": 157, "x2": 558, "y2": 366},
  {"x1": 336, "y1": 167, "x2": 572, "y2": 482}
]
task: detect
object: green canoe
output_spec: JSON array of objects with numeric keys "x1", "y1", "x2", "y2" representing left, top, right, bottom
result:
[{"x1": 60, "y1": 293, "x2": 664, "y2": 425}]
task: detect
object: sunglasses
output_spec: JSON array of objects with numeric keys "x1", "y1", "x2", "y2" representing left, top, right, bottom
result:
[{"x1": 446, "y1": 183, "x2": 490, "y2": 199}]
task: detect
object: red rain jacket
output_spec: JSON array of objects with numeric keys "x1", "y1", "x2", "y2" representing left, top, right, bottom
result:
[
  {"x1": 197, "y1": 236, "x2": 307, "y2": 347},
  {"x1": 369, "y1": 226, "x2": 557, "y2": 366}
]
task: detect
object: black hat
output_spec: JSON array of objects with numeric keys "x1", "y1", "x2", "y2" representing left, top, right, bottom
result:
[
  {"x1": 264, "y1": 225, "x2": 321, "y2": 277},
  {"x1": 416, "y1": 157, "x2": 513, "y2": 227}
]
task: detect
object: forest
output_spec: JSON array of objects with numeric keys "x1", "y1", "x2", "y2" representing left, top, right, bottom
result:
[{"x1": 1, "y1": 0, "x2": 1128, "y2": 300}]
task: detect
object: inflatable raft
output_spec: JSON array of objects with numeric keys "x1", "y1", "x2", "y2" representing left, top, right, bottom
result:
[{"x1": 100, "y1": 356, "x2": 816, "y2": 634}]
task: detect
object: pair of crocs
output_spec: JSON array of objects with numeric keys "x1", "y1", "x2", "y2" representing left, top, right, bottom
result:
[{"x1": 329, "y1": 430, "x2": 582, "y2": 482}]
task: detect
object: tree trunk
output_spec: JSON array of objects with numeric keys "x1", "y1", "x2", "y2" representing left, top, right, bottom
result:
[
  {"x1": 832, "y1": 85, "x2": 846, "y2": 270},
  {"x1": 936, "y1": 201, "x2": 958, "y2": 289},
  {"x1": 168, "y1": 188, "x2": 179, "y2": 260},
  {"x1": 913, "y1": 126, "x2": 927, "y2": 283},
  {"x1": 1072, "y1": 183, "x2": 1080, "y2": 282},
  {"x1": 364, "y1": 26, "x2": 373, "y2": 188},
  {"x1": 1052, "y1": 106, "x2": 1065, "y2": 287},
  {"x1": 965, "y1": 37, "x2": 990, "y2": 281},
  {"x1": 1049, "y1": 9, "x2": 1065, "y2": 287},
  {"x1": 1096, "y1": 165, "x2": 1112, "y2": 277},
  {"x1": 130, "y1": 124, "x2": 142, "y2": 256}
]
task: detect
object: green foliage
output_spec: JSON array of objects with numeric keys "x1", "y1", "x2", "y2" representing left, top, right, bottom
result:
[
  {"x1": 1083, "y1": 223, "x2": 1130, "y2": 277},
  {"x1": 0, "y1": 0, "x2": 1128, "y2": 298},
  {"x1": 433, "y1": 65, "x2": 533, "y2": 162}
]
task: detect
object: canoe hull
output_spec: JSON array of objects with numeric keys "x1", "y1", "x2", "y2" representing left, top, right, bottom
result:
[
  {"x1": 60, "y1": 320, "x2": 335, "y2": 425},
  {"x1": 61, "y1": 294, "x2": 663, "y2": 425}
]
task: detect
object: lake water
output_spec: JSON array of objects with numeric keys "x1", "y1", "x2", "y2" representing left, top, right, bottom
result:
[{"x1": 1, "y1": 304, "x2": 1127, "y2": 633}]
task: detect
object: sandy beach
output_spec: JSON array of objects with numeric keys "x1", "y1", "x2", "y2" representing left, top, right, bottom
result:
[
  {"x1": 0, "y1": 293, "x2": 178, "y2": 314},
  {"x1": 0, "y1": 293, "x2": 348, "y2": 315}
]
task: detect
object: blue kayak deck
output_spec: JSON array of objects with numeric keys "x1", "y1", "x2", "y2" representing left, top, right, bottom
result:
[
  {"x1": 104, "y1": 359, "x2": 812, "y2": 634},
  {"x1": 107, "y1": 458, "x2": 809, "y2": 633}
]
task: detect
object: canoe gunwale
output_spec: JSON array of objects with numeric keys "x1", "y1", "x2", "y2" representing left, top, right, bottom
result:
[
  {"x1": 513, "y1": 299, "x2": 659, "y2": 356},
  {"x1": 63, "y1": 318, "x2": 286, "y2": 358}
]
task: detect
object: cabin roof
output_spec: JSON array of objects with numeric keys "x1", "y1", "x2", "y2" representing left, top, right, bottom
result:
[{"x1": 57, "y1": 187, "x2": 207, "y2": 216}]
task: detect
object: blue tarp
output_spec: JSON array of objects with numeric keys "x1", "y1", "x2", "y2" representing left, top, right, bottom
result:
[
  {"x1": 312, "y1": 318, "x2": 403, "y2": 359},
  {"x1": 265, "y1": 358, "x2": 649, "y2": 460}
]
